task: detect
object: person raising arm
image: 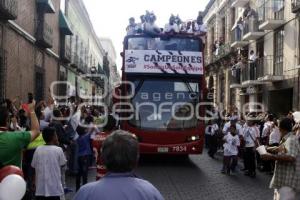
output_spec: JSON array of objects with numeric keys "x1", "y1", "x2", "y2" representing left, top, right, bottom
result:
[{"x1": 28, "y1": 100, "x2": 40, "y2": 141}]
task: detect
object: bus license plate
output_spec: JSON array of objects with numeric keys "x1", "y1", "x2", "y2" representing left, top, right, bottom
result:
[{"x1": 157, "y1": 147, "x2": 169, "y2": 153}]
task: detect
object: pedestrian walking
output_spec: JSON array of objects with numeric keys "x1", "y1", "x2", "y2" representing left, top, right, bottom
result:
[
  {"x1": 73, "y1": 130, "x2": 164, "y2": 200},
  {"x1": 31, "y1": 127, "x2": 67, "y2": 200},
  {"x1": 75, "y1": 125, "x2": 92, "y2": 191},
  {"x1": 206, "y1": 120, "x2": 219, "y2": 158},
  {"x1": 221, "y1": 125, "x2": 240, "y2": 175},
  {"x1": 242, "y1": 117, "x2": 260, "y2": 178}
]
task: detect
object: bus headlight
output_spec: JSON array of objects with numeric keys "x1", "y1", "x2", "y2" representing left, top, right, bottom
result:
[{"x1": 187, "y1": 135, "x2": 200, "y2": 142}]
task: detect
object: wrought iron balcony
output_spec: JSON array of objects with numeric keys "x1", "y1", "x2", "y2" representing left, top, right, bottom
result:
[
  {"x1": 258, "y1": 0, "x2": 285, "y2": 30},
  {"x1": 0, "y1": 0, "x2": 17, "y2": 20},
  {"x1": 230, "y1": 65, "x2": 242, "y2": 88},
  {"x1": 60, "y1": 40, "x2": 71, "y2": 63},
  {"x1": 209, "y1": 43, "x2": 232, "y2": 64},
  {"x1": 216, "y1": 43, "x2": 231, "y2": 59},
  {"x1": 71, "y1": 53, "x2": 79, "y2": 68},
  {"x1": 231, "y1": 26, "x2": 249, "y2": 48},
  {"x1": 35, "y1": 20, "x2": 53, "y2": 49},
  {"x1": 292, "y1": 0, "x2": 300, "y2": 13},
  {"x1": 241, "y1": 58, "x2": 264, "y2": 86},
  {"x1": 77, "y1": 58, "x2": 88, "y2": 74},
  {"x1": 257, "y1": 56, "x2": 284, "y2": 82},
  {"x1": 242, "y1": 16, "x2": 264, "y2": 40}
]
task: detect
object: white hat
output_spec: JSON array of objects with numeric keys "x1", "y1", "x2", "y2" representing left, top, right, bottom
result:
[{"x1": 293, "y1": 111, "x2": 300, "y2": 123}]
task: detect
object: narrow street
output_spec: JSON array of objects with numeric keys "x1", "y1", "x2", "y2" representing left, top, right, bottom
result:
[{"x1": 66, "y1": 151, "x2": 273, "y2": 200}]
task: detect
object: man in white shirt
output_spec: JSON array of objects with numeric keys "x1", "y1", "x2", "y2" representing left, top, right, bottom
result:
[
  {"x1": 262, "y1": 114, "x2": 274, "y2": 143},
  {"x1": 126, "y1": 17, "x2": 137, "y2": 36},
  {"x1": 144, "y1": 13, "x2": 161, "y2": 35},
  {"x1": 222, "y1": 125, "x2": 240, "y2": 174},
  {"x1": 164, "y1": 15, "x2": 179, "y2": 34},
  {"x1": 193, "y1": 14, "x2": 207, "y2": 46},
  {"x1": 249, "y1": 50, "x2": 257, "y2": 80},
  {"x1": 32, "y1": 127, "x2": 67, "y2": 200},
  {"x1": 136, "y1": 15, "x2": 145, "y2": 33},
  {"x1": 269, "y1": 121, "x2": 281, "y2": 146},
  {"x1": 242, "y1": 118, "x2": 259, "y2": 177}
]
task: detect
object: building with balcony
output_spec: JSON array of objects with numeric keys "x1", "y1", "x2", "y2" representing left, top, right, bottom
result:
[
  {"x1": 61, "y1": 0, "x2": 107, "y2": 100},
  {"x1": 0, "y1": 0, "x2": 61, "y2": 101},
  {"x1": 99, "y1": 37, "x2": 120, "y2": 87},
  {"x1": 203, "y1": 0, "x2": 300, "y2": 116}
]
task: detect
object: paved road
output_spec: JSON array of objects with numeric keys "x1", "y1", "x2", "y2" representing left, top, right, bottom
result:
[{"x1": 66, "y1": 151, "x2": 273, "y2": 200}]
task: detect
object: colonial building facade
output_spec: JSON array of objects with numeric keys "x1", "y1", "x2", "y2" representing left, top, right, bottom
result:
[
  {"x1": 61, "y1": 0, "x2": 106, "y2": 99},
  {"x1": 0, "y1": 0, "x2": 61, "y2": 101},
  {"x1": 203, "y1": 0, "x2": 300, "y2": 116},
  {"x1": 0, "y1": 0, "x2": 117, "y2": 103}
]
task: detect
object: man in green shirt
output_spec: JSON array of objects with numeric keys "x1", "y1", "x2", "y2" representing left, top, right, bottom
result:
[{"x1": 0, "y1": 101, "x2": 40, "y2": 168}]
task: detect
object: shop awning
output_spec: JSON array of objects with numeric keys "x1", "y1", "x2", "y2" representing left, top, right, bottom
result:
[
  {"x1": 59, "y1": 10, "x2": 73, "y2": 35},
  {"x1": 36, "y1": 0, "x2": 55, "y2": 13}
]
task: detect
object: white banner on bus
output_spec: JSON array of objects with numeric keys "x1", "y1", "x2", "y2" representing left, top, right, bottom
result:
[{"x1": 124, "y1": 50, "x2": 203, "y2": 75}]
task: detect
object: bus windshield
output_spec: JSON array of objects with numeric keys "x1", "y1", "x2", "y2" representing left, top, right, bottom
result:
[
  {"x1": 128, "y1": 78, "x2": 199, "y2": 130},
  {"x1": 127, "y1": 37, "x2": 200, "y2": 52}
]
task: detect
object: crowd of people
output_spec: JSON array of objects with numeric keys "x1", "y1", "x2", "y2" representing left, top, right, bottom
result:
[
  {"x1": 205, "y1": 109, "x2": 300, "y2": 199},
  {"x1": 0, "y1": 94, "x2": 165, "y2": 200},
  {"x1": 126, "y1": 11, "x2": 207, "y2": 36},
  {"x1": 1, "y1": 93, "x2": 300, "y2": 199}
]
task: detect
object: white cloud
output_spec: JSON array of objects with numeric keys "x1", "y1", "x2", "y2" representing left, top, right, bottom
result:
[{"x1": 83, "y1": 0, "x2": 209, "y2": 71}]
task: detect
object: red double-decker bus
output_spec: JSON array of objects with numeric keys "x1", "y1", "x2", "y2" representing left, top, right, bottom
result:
[{"x1": 116, "y1": 33, "x2": 206, "y2": 155}]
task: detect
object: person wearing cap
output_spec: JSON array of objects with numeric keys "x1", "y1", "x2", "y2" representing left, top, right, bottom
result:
[{"x1": 242, "y1": 115, "x2": 260, "y2": 178}]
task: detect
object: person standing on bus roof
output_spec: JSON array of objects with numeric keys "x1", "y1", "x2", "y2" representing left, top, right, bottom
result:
[
  {"x1": 136, "y1": 15, "x2": 146, "y2": 33},
  {"x1": 164, "y1": 14, "x2": 179, "y2": 34},
  {"x1": 193, "y1": 14, "x2": 207, "y2": 35},
  {"x1": 144, "y1": 12, "x2": 161, "y2": 35},
  {"x1": 126, "y1": 17, "x2": 137, "y2": 35},
  {"x1": 193, "y1": 13, "x2": 207, "y2": 45}
]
